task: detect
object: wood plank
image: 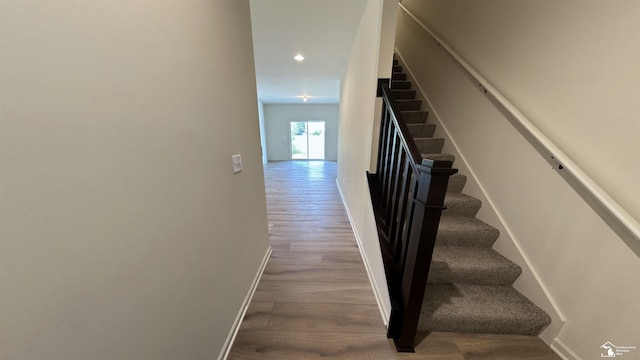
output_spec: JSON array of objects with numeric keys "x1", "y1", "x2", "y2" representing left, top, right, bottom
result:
[
  {"x1": 240, "y1": 301, "x2": 274, "y2": 330},
  {"x1": 262, "y1": 264, "x2": 370, "y2": 283},
  {"x1": 253, "y1": 281, "x2": 378, "y2": 304},
  {"x1": 289, "y1": 241, "x2": 359, "y2": 252},
  {"x1": 268, "y1": 251, "x2": 322, "y2": 265},
  {"x1": 267, "y1": 302, "x2": 385, "y2": 333},
  {"x1": 321, "y1": 252, "x2": 365, "y2": 265},
  {"x1": 230, "y1": 330, "x2": 466, "y2": 360},
  {"x1": 451, "y1": 333, "x2": 561, "y2": 360}
]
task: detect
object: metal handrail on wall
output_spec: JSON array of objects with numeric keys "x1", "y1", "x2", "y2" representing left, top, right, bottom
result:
[{"x1": 399, "y1": 3, "x2": 640, "y2": 253}]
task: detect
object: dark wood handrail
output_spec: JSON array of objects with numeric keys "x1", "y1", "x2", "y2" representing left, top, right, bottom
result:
[{"x1": 368, "y1": 78, "x2": 458, "y2": 352}]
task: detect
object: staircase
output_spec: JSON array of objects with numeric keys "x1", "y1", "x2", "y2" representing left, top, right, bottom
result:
[{"x1": 390, "y1": 59, "x2": 551, "y2": 336}]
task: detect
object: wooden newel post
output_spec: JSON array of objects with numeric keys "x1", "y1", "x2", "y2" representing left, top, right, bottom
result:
[{"x1": 388, "y1": 159, "x2": 458, "y2": 352}]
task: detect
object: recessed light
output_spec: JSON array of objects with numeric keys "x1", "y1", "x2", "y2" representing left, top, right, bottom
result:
[{"x1": 294, "y1": 54, "x2": 305, "y2": 61}]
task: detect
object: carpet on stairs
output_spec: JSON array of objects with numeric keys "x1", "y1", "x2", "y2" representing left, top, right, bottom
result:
[{"x1": 388, "y1": 58, "x2": 551, "y2": 337}]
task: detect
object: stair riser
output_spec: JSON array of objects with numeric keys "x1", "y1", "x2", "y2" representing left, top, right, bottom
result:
[
  {"x1": 436, "y1": 229, "x2": 499, "y2": 248},
  {"x1": 428, "y1": 246, "x2": 522, "y2": 286},
  {"x1": 393, "y1": 65, "x2": 403, "y2": 72},
  {"x1": 435, "y1": 234, "x2": 497, "y2": 248},
  {"x1": 395, "y1": 100, "x2": 421, "y2": 111},
  {"x1": 392, "y1": 72, "x2": 407, "y2": 81},
  {"x1": 408, "y1": 124, "x2": 436, "y2": 138},
  {"x1": 444, "y1": 198, "x2": 482, "y2": 217},
  {"x1": 391, "y1": 81, "x2": 411, "y2": 90},
  {"x1": 447, "y1": 174, "x2": 467, "y2": 193},
  {"x1": 436, "y1": 217, "x2": 499, "y2": 248},
  {"x1": 401, "y1": 111, "x2": 428, "y2": 124},
  {"x1": 391, "y1": 90, "x2": 416, "y2": 99},
  {"x1": 415, "y1": 138, "x2": 444, "y2": 154},
  {"x1": 428, "y1": 265, "x2": 521, "y2": 286}
]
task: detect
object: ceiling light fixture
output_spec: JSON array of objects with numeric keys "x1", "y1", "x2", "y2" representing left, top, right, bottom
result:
[
  {"x1": 303, "y1": 95, "x2": 308, "y2": 102},
  {"x1": 294, "y1": 54, "x2": 305, "y2": 61}
]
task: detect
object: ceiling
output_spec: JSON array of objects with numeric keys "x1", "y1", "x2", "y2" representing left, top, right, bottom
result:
[{"x1": 250, "y1": 0, "x2": 368, "y2": 104}]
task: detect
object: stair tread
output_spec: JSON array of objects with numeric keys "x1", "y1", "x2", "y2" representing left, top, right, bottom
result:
[
  {"x1": 429, "y1": 246, "x2": 521, "y2": 285},
  {"x1": 419, "y1": 284, "x2": 551, "y2": 335},
  {"x1": 437, "y1": 216, "x2": 499, "y2": 247}
]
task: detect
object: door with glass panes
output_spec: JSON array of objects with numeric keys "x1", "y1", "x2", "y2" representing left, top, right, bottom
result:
[{"x1": 290, "y1": 121, "x2": 325, "y2": 160}]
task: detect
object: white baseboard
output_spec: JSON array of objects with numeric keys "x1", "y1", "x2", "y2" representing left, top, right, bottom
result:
[
  {"x1": 551, "y1": 338, "x2": 582, "y2": 360},
  {"x1": 218, "y1": 246, "x2": 272, "y2": 360},
  {"x1": 336, "y1": 179, "x2": 391, "y2": 326}
]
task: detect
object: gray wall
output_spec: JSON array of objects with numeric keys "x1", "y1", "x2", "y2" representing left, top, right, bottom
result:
[
  {"x1": 396, "y1": 1, "x2": 640, "y2": 358},
  {"x1": 264, "y1": 104, "x2": 339, "y2": 161},
  {"x1": 0, "y1": 1, "x2": 270, "y2": 359}
]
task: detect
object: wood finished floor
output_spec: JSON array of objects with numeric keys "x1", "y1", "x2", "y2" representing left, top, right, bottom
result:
[{"x1": 228, "y1": 161, "x2": 560, "y2": 360}]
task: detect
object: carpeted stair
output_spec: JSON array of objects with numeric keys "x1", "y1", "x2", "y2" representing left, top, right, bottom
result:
[{"x1": 391, "y1": 58, "x2": 551, "y2": 336}]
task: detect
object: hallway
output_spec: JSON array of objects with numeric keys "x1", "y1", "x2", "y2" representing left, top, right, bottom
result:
[{"x1": 227, "y1": 161, "x2": 559, "y2": 359}]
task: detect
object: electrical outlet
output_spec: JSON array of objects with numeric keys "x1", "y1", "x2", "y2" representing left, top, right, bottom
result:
[{"x1": 232, "y1": 154, "x2": 242, "y2": 174}]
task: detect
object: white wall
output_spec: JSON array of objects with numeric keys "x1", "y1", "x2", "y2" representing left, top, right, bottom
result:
[
  {"x1": 336, "y1": 0, "x2": 394, "y2": 323},
  {"x1": 396, "y1": 1, "x2": 640, "y2": 359},
  {"x1": 258, "y1": 100, "x2": 268, "y2": 164},
  {"x1": 0, "y1": 2, "x2": 270, "y2": 359},
  {"x1": 399, "y1": 0, "x2": 640, "y2": 224},
  {"x1": 263, "y1": 103, "x2": 339, "y2": 161}
]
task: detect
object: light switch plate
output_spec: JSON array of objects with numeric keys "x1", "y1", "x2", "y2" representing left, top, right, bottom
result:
[{"x1": 232, "y1": 154, "x2": 242, "y2": 174}]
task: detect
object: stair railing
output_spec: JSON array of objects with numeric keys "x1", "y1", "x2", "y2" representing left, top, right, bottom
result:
[
  {"x1": 398, "y1": 3, "x2": 640, "y2": 255},
  {"x1": 369, "y1": 79, "x2": 458, "y2": 351}
]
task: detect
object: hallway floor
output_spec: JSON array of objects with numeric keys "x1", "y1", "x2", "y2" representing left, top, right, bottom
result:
[{"x1": 227, "y1": 161, "x2": 560, "y2": 360}]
